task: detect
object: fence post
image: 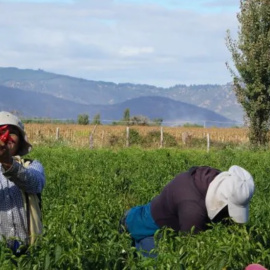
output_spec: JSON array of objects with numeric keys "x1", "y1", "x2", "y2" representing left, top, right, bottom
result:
[
  {"x1": 56, "y1": 127, "x2": 60, "y2": 140},
  {"x1": 101, "y1": 130, "x2": 105, "y2": 148},
  {"x1": 160, "y1": 127, "x2": 163, "y2": 148},
  {"x1": 126, "y1": 126, "x2": 129, "y2": 147},
  {"x1": 89, "y1": 125, "x2": 97, "y2": 149},
  {"x1": 207, "y1": 133, "x2": 210, "y2": 153}
]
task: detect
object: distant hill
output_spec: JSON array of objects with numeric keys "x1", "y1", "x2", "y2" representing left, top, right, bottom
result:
[
  {"x1": 0, "y1": 67, "x2": 244, "y2": 125},
  {"x1": 105, "y1": 96, "x2": 236, "y2": 127},
  {"x1": 0, "y1": 85, "x2": 236, "y2": 127},
  {"x1": 0, "y1": 85, "x2": 85, "y2": 118},
  {"x1": 0, "y1": 67, "x2": 160, "y2": 105}
]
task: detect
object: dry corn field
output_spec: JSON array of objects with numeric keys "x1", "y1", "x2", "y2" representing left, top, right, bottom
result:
[{"x1": 25, "y1": 123, "x2": 250, "y2": 148}]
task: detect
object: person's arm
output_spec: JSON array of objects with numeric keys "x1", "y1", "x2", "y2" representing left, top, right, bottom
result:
[
  {"x1": 177, "y1": 201, "x2": 208, "y2": 234},
  {"x1": 2, "y1": 159, "x2": 45, "y2": 194},
  {"x1": 0, "y1": 139, "x2": 13, "y2": 170}
]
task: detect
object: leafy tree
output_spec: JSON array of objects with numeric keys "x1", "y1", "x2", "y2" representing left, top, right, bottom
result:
[
  {"x1": 152, "y1": 118, "x2": 163, "y2": 126},
  {"x1": 77, "y1": 114, "x2": 89, "y2": 125},
  {"x1": 129, "y1": 115, "x2": 149, "y2": 126},
  {"x1": 123, "y1": 108, "x2": 130, "y2": 125},
  {"x1": 183, "y1": 123, "x2": 203, "y2": 128},
  {"x1": 226, "y1": 0, "x2": 270, "y2": 146},
  {"x1": 92, "y1": 113, "x2": 101, "y2": 125}
]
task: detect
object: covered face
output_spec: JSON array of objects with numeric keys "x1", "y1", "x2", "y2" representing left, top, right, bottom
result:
[
  {"x1": 205, "y1": 165, "x2": 255, "y2": 224},
  {"x1": 0, "y1": 111, "x2": 32, "y2": 156}
]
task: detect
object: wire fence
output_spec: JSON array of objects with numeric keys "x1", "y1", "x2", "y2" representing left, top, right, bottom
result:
[{"x1": 25, "y1": 123, "x2": 249, "y2": 150}]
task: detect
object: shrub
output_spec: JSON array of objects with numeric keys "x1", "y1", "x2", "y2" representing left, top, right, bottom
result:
[
  {"x1": 128, "y1": 129, "x2": 142, "y2": 146},
  {"x1": 77, "y1": 114, "x2": 89, "y2": 125},
  {"x1": 142, "y1": 130, "x2": 178, "y2": 148}
]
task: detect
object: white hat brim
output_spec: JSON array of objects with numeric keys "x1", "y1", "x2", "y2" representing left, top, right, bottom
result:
[{"x1": 228, "y1": 201, "x2": 249, "y2": 224}]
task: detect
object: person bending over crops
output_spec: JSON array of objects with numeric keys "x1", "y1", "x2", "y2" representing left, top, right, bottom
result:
[
  {"x1": 119, "y1": 165, "x2": 254, "y2": 257},
  {"x1": 0, "y1": 111, "x2": 45, "y2": 256}
]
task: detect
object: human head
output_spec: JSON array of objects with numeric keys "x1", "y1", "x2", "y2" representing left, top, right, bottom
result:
[
  {"x1": 0, "y1": 111, "x2": 31, "y2": 156},
  {"x1": 205, "y1": 165, "x2": 254, "y2": 224}
]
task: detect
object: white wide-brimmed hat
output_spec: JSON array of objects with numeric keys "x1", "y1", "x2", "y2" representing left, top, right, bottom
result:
[
  {"x1": 205, "y1": 165, "x2": 255, "y2": 224},
  {"x1": 0, "y1": 111, "x2": 32, "y2": 156}
]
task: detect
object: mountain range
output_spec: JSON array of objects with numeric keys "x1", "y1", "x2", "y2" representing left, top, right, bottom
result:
[{"x1": 0, "y1": 67, "x2": 244, "y2": 127}]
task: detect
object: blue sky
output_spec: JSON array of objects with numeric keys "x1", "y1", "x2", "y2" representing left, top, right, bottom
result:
[{"x1": 0, "y1": 0, "x2": 240, "y2": 87}]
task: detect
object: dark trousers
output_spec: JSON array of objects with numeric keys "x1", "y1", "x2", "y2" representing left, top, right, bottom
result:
[
  {"x1": 119, "y1": 211, "x2": 157, "y2": 258},
  {"x1": 135, "y1": 236, "x2": 157, "y2": 258}
]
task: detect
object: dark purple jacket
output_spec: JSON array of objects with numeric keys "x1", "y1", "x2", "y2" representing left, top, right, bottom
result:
[{"x1": 151, "y1": 166, "x2": 221, "y2": 233}]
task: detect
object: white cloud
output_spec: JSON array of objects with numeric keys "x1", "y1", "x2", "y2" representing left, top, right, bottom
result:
[
  {"x1": 119, "y1": 46, "x2": 154, "y2": 57},
  {"x1": 0, "y1": 0, "x2": 239, "y2": 87}
]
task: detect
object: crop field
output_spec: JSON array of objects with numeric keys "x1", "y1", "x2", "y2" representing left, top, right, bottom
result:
[
  {"x1": 2, "y1": 146, "x2": 270, "y2": 269},
  {"x1": 24, "y1": 123, "x2": 250, "y2": 149}
]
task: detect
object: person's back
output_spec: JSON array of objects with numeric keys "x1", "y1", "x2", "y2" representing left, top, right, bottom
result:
[{"x1": 151, "y1": 166, "x2": 221, "y2": 232}]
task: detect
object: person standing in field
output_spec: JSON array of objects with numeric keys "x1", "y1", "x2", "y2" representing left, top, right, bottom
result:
[
  {"x1": 0, "y1": 111, "x2": 45, "y2": 256},
  {"x1": 119, "y1": 165, "x2": 255, "y2": 257}
]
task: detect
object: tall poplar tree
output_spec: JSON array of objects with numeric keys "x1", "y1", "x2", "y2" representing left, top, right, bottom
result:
[
  {"x1": 226, "y1": 0, "x2": 270, "y2": 146},
  {"x1": 123, "y1": 108, "x2": 130, "y2": 124}
]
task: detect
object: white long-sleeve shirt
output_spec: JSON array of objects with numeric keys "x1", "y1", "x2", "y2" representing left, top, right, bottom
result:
[{"x1": 0, "y1": 159, "x2": 45, "y2": 248}]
